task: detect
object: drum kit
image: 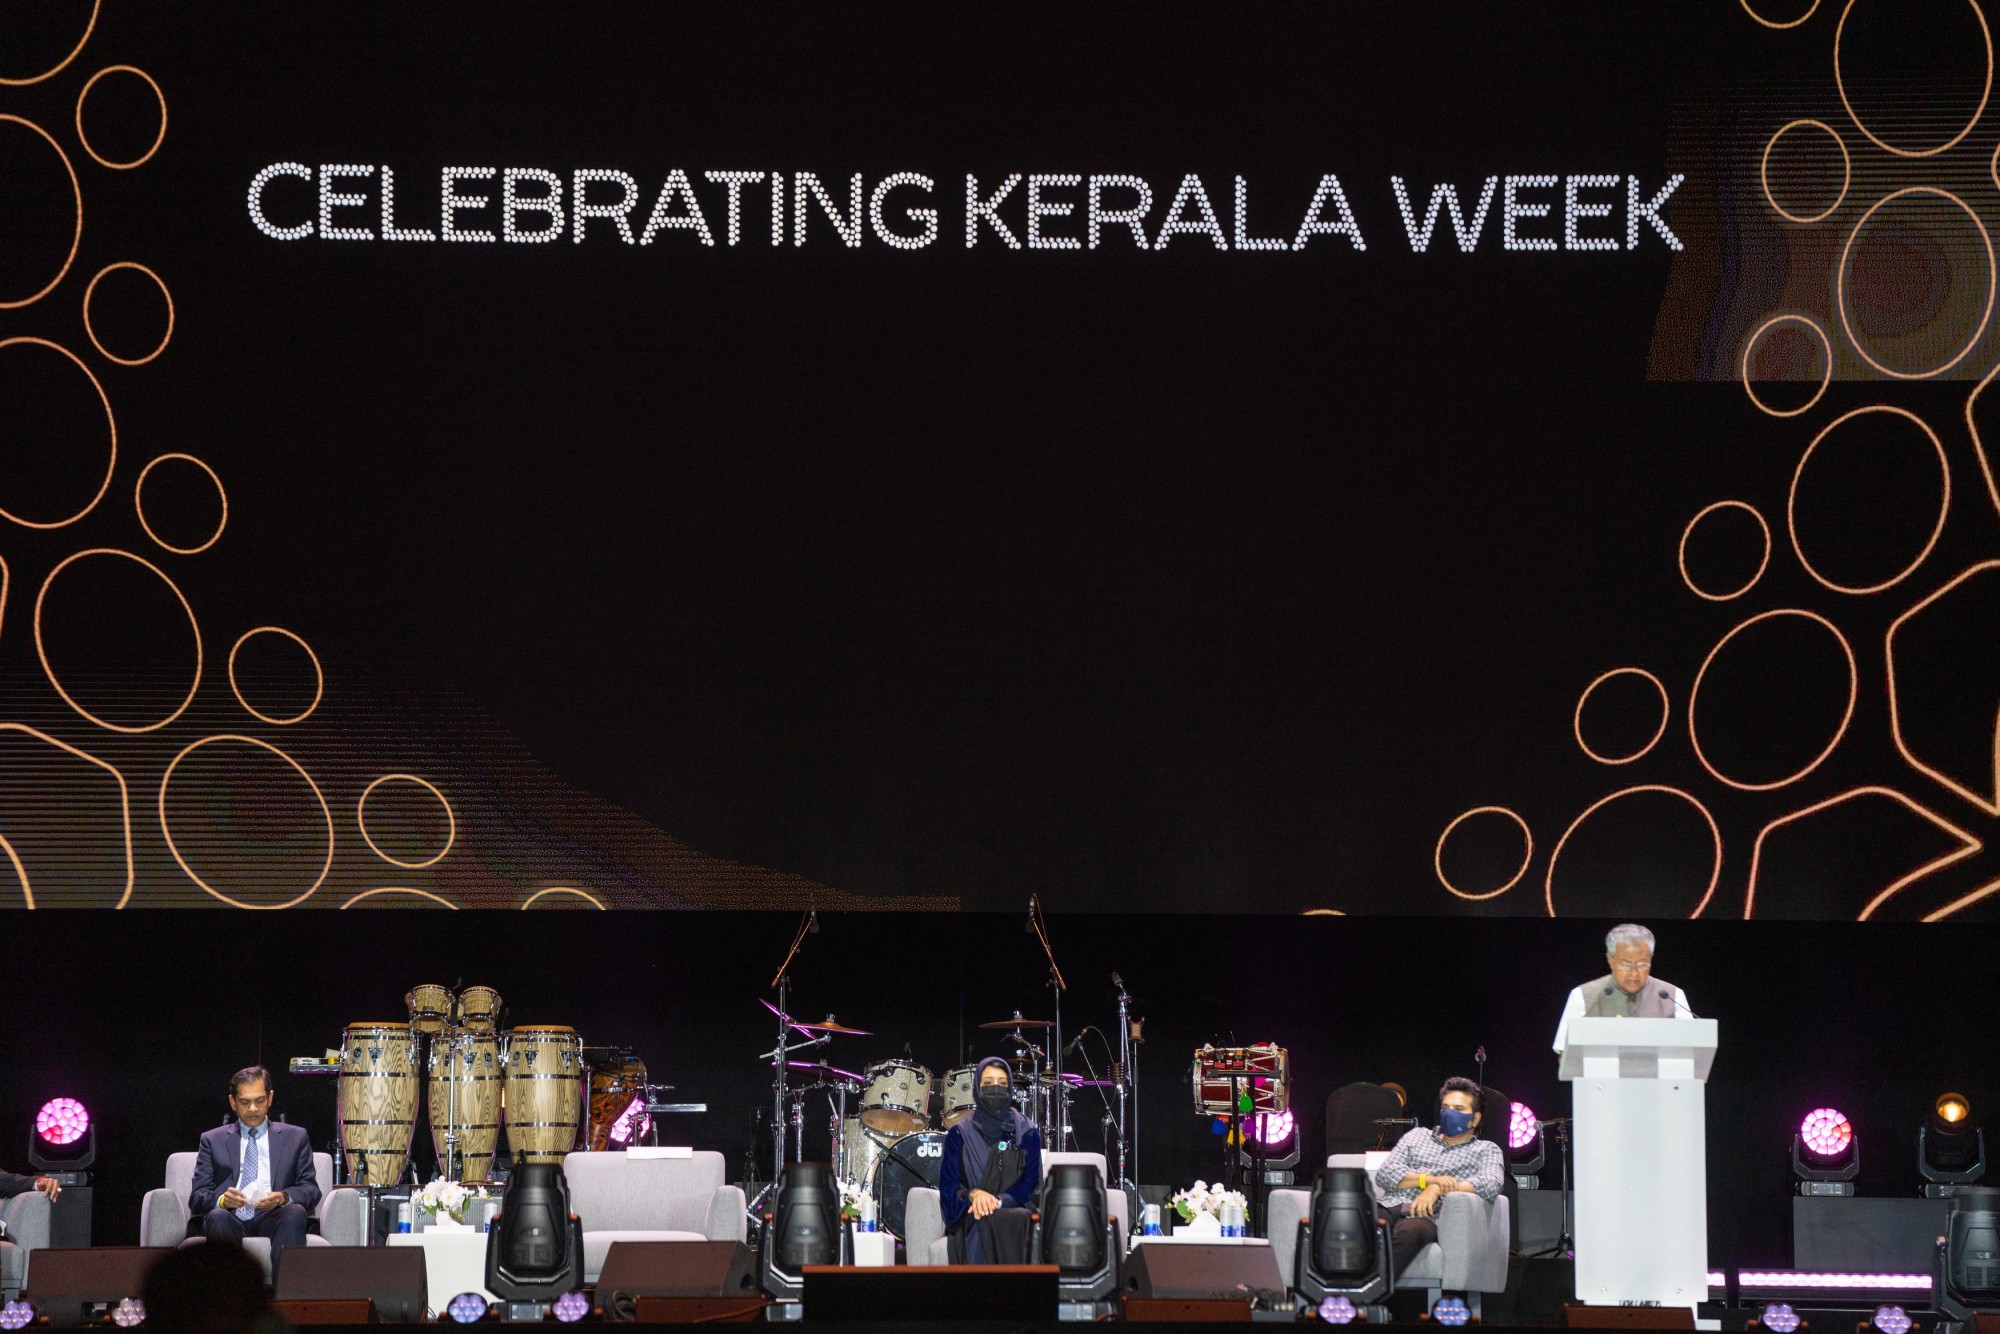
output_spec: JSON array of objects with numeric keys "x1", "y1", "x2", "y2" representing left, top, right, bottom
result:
[{"x1": 335, "y1": 982, "x2": 664, "y2": 1186}]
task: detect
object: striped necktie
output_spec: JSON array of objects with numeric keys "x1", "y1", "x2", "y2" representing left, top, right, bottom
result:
[{"x1": 236, "y1": 1129, "x2": 260, "y2": 1221}]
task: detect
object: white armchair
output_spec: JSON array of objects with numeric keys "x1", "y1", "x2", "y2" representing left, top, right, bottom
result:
[
  {"x1": 1, "y1": 1189, "x2": 51, "y2": 1298},
  {"x1": 902, "y1": 1150, "x2": 1130, "y2": 1265},
  {"x1": 1266, "y1": 1155, "x2": 1510, "y2": 1316},
  {"x1": 140, "y1": 1150, "x2": 364, "y2": 1276},
  {"x1": 562, "y1": 1151, "x2": 747, "y2": 1284}
]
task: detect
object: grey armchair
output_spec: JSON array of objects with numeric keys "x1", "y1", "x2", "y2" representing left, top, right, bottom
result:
[
  {"x1": 140, "y1": 1150, "x2": 365, "y2": 1276},
  {"x1": 902, "y1": 1150, "x2": 1131, "y2": 1265},
  {"x1": 562, "y1": 1150, "x2": 747, "y2": 1284},
  {"x1": 1, "y1": 1189, "x2": 52, "y2": 1298},
  {"x1": 1266, "y1": 1155, "x2": 1510, "y2": 1317}
]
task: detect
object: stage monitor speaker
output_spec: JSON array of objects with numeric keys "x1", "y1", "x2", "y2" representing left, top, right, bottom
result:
[
  {"x1": 598, "y1": 1241, "x2": 760, "y2": 1320},
  {"x1": 800, "y1": 1265, "x2": 1059, "y2": 1321},
  {"x1": 274, "y1": 1246, "x2": 428, "y2": 1323},
  {"x1": 1122, "y1": 1240, "x2": 1285, "y2": 1302},
  {"x1": 22, "y1": 1247, "x2": 170, "y2": 1326}
]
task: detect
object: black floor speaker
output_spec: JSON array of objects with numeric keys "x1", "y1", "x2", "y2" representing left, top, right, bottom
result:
[
  {"x1": 22, "y1": 1247, "x2": 171, "y2": 1326},
  {"x1": 598, "y1": 1241, "x2": 760, "y2": 1317},
  {"x1": 273, "y1": 1245, "x2": 428, "y2": 1323},
  {"x1": 1122, "y1": 1241, "x2": 1286, "y2": 1301}
]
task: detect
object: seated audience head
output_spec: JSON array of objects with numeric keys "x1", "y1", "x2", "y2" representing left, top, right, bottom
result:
[
  {"x1": 228, "y1": 1066, "x2": 273, "y2": 1128},
  {"x1": 1437, "y1": 1077, "x2": 1482, "y2": 1143},
  {"x1": 142, "y1": 1241, "x2": 272, "y2": 1334}
]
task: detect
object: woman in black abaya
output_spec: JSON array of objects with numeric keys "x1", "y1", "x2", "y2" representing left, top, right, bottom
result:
[{"x1": 936, "y1": 1057, "x2": 1043, "y2": 1263}]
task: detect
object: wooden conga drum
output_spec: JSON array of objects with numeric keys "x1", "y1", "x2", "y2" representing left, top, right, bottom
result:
[
  {"x1": 458, "y1": 985, "x2": 503, "y2": 1033},
  {"x1": 339, "y1": 1023, "x2": 418, "y2": 1185},
  {"x1": 404, "y1": 985, "x2": 452, "y2": 1035},
  {"x1": 428, "y1": 1028, "x2": 503, "y2": 1182},
  {"x1": 502, "y1": 1026, "x2": 584, "y2": 1164}
]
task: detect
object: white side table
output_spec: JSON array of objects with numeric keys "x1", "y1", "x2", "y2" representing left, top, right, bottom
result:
[{"x1": 387, "y1": 1229, "x2": 494, "y2": 1314}]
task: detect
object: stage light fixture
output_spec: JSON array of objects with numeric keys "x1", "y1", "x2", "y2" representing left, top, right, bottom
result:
[
  {"x1": 1433, "y1": 1295, "x2": 1471, "y2": 1326},
  {"x1": 1318, "y1": 1295, "x2": 1359, "y2": 1324},
  {"x1": 551, "y1": 1290, "x2": 591, "y2": 1323},
  {"x1": 35, "y1": 1099, "x2": 88, "y2": 1147},
  {"x1": 1508, "y1": 1102, "x2": 1545, "y2": 1178},
  {"x1": 1794, "y1": 1108, "x2": 1858, "y2": 1195},
  {"x1": 1238, "y1": 1108, "x2": 1302, "y2": 1178},
  {"x1": 110, "y1": 1298, "x2": 145, "y2": 1329},
  {"x1": 29, "y1": 1097, "x2": 96, "y2": 1173},
  {"x1": 1872, "y1": 1305, "x2": 1912, "y2": 1334},
  {"x1": 1920, "y1": 1093, "x2": 1985, "y2": 1193},
  {"x1": 606, "y1": 1100, "x2": 651, "y2": 1147},
  {"x1": 446, "y1": 1292, "x2": 490, "y2": 1323},
  {"x1": 0, "y1": 1302, "x2": 33, "y2": 1332},
  {"x1": 760, "y1": 1163, "x2": 844, "y2": 1302},
  {"x1": 1761, "y1": 1303, "x2": 1802, "y2": 1333},
  {"x1": 1938, "y1": 1185, "x2": 2000, "y2": 1324},
  {"x1": 484, "y1": 1162, "x2": 585, "y2": 1307},
  {"x1": 1034, "y1": 1162, "x2": 1120, "y2": 1307},
  {"x1": 1295, "y1": 1168, "x2": 1390, "y2": 1310}
]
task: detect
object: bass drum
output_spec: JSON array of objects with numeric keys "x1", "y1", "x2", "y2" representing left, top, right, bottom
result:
[{"x1": 873, "y1": 1129, "x2": 947, "y2": 1239}]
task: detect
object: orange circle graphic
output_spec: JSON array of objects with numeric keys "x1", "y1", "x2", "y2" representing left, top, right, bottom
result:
[
  {"x1": 1679, "y1": 500, "x2": 1772, "y2": 602},
  {"x1": 0, "y1": 117, "x2": 83, "y2": 309},
  {"x1": 1836, "y1": 0, "x2": 1992, "y2": 158},
  {"x1": 1788, "y1": 405, "x2": 1949, "y2": 595},
  {"x1": 83, "y1": 262, "x2": 174, "y2": 365},
  {"x1": 227, "y1": 627, "x2": 323, "y2": 726},
  {"x1": 1544, "y1": 785, "x2": 1723, "y2": 919},
  {"x1": 1574, "y1": 668, "x2": 1670, "y2": 765},
  {"x1": 1740, "y1": 0, "x2": 1821, "y2": 28},
  {"x1": 34, "y1": 548, "x2": 203, "y2": 734},
  {"x1": 0, "y1": 338, "x2": 116, "y2": 528},
  {"x1": 135, "y1": 453, "x2": 226, "y2": 555},
  {"x1": 1688, "y1": 608, "x2": 1858, "y2": 791},
  {"x1": 74, "y1": 64, "x2": 166, "y2": 170},
  {"x1": 521, "y1": 886, "x2": 607, "y2": 910},
  {"x1": 1434, "y1": 806, "x2": 1534, "y2": 901},
  {"x1": 0, "y1": 1, "x2": 99, "y2": 86},
  {"x1": 1836, "y1": 187, "x2": 1996, "y2": 380},
  {"x1": 1759, "y1": 119, "x2": 1850, "y2": 225},
  {"x1": 159, "y1": 734, "x2": 335, "y2": 910},
  {"x1": 342, "y1": 887, "x2": 459, "y2": 910},
  {"x1": 1740, "y1": 314, "x2": 1832, "y2": 418},
  {"x1": 357, "y1": 774, "x2": 457, "y2": 869}
]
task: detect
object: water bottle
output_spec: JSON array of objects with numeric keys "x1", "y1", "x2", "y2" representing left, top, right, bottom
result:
[
  {"x1": 1142, "y1": 1203, "x2": 1163, "y2": 1237},
  {"x1": 857, "y1": 1194, "x2": 879, "y2": 1234},
  {"x1": 1220, "y1": 1199, "x2": 1244, "y2": 1238},
  {"x1": 396, "y1": 1201, "x2": 413, "y2": 1234}
]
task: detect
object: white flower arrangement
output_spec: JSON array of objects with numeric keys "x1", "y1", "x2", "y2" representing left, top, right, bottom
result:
[
  {"x1": 838, "y1": 1178, "x2": 868, "y2": 1220},
  {"x1": 413, "y1": 1179, "x2": 472, "y2": 1223},
  {"x1": 1170, "y1": 1180, "x2": 1248, "y2": 1224}
]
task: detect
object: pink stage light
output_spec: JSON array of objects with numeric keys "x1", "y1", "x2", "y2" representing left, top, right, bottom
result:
[
  {"x1": 35, "y1": 1098, "x2": 89, "y2": 1147},
  {"x1": 1799, "y1": 1108, "x2": 1854, "y2": 1158},
  {"x1": 1508, "y1": 1103, "x2": 1538, "y2": 1151},
  {"x1": 607, "y1": 1099, "x2": 652, "y2": 1146},
  {"x1": 1253, "y1": 1109, "x2": 1295, "y2": 1146}
]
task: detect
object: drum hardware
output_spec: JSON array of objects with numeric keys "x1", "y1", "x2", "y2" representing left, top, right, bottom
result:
[
  {"x1": 1025, "y1": 894, "x2": 1072, "y2": 1150},
  {"x1": 752, "y1": 907, "x2": 824, "y2": 1217},
  {"x1": 792, "y1": 1016, "x2": 872, "y2": 1036},
  {"x1": 1113, "y1": 971, "x2": 1143, "y2": 1203},
  {"x1": 976, "y1": 1014, "x2": 1054, "y2": 1029}
]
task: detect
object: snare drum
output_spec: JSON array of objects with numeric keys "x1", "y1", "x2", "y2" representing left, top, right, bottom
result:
[
  {"x1": 503, "y1": 1025, "x2": 585, "y2": 1164},
  {"x1": 939, "y1": 1065, "x2": 977, "y2": 1127},
  {"x1": 458, "y1": 985, "x2": 503, "y2": 1033},
  {"x1": 859, "y1": 1060, "x2": 932, "y2": 1133},
  {"x1": 338, "y1": 1023, "x2": 419, "y2": 1186},
  {"x1": 404, "y1": 985, "x2": 453, "y2": 1035}
]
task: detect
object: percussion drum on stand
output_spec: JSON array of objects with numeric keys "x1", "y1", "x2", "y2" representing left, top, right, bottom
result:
[
  {"x1": 428, "y1": 1028, "x2": 503, "y2": 1182},
  {"x1": 339, "y1": 1023, "x2": 418, "y2": 1186},
  {"x1": 503, "y1": 1025, "x2": 585, "y2": 1164},
  {"x1": 939, "y1": 1065, "x2": 977, "y2": 1128},
  {"x1": 858, "y1": 1060, "x2": 932, "y2": 1134},
  {"x1": 458, "y1": 986, "x2": 504, "y2": 1033},
  {"x1": 404, "y1": 985, "x2": 452, "y2": 1036}
]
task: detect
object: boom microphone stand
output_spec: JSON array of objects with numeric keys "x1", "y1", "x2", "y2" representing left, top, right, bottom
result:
[
  {"x1": 1026, "y1": 895, "x2": 1069, "y2": 1147},
  {"x1": 1112, "y1": 973, "x2": 1141, "y2": 1201}
]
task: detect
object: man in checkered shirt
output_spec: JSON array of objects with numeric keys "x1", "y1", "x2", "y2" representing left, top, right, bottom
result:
[{"x1": 1371, "y1": 1077, "x2": 1504, "y2": 1275}]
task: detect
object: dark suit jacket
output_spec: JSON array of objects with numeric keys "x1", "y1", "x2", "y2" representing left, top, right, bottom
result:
[
  {"x1": 190, "y1": 1121, "x2": 321, "y2": 1214},
  {"x1": 0, "y1": 1168, "x2": 41, "y2": 1199}
]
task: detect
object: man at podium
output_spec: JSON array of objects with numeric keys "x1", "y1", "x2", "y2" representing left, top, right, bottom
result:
[{"x1": 1551, "y1": 923, "x2": 1691, "y2": 1052}]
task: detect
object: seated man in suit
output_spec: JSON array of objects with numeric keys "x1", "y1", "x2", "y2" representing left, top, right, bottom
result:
[
  {"x1": 191, "y1": 1066, "x2": 319, "y2": 1264},
  {"x1": 1371, "y1": 1078, "x2": 1504, "y2": 1278},
  {"x1": 0, "y1": 1168, "x2": 60, "y2": 1202}
]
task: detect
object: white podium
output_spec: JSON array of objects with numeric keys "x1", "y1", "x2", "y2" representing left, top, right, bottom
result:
[{"x1": 1558, "y1": 1017, "x2": 1717, "y2": 1310}]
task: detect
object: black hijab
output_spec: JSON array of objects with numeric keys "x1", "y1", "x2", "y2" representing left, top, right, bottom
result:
[{"x1": 960, "y1": 1057, "x2": 1035, "y2": 1199}]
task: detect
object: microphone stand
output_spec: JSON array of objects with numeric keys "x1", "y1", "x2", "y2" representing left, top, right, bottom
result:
[
  {"x1": 1112, "y1": 974, "x2": 1141, "y2": 1202},
  {"x1": 751, "y1": 908, "x2": 818, "y2": 1214},
  {"x1": 1027, "y1": 896, "x2": 1069, "y2": 1148}
]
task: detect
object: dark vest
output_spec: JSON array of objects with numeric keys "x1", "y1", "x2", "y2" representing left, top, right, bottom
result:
[{"x1": 1580, "y1": 974, "x2": 1679, "y2": 1018}]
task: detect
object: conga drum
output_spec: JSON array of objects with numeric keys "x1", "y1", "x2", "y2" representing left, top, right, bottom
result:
[
  {"x1": 428, "y1": 1028, "x2": 503, "y2": 1182},
  {"x1": 339, "y1": 1023, "x2": 418, "y2": 1186},
  {"x1": 458, "y1": 986, "x2": 503, "y2": 1033},
  {"x1": 586, "y1": 1051, "x2": 650, "y2": 1150},
  {"x1": 502, "y1": 1026, "x2": 584, "y2": 1164},
  {"x1": 404, "y1": 985, "x2": 452, "y2": 1035}
]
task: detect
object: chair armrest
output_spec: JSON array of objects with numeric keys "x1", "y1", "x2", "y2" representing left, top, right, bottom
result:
[
  {"x1": 140, "y1": 1187, "x2": 188, "y2": 1248},
  {"x1": 318, "y1": 1188, "x2": 368, "y2": 1247},
  {"x1": 1435, "y1": 1191, "x2": 1507, "y2": 1292},
  {"x1": 705, "y1": 1184, "x2": 747, "y2": 1243},
  {"x1": 902, "y1": 1187, "x2": 943, "y2": 1266},
  {"x1": 1264, "y1": 1188, "x2": 1309, "y2": 1289},
  {"x1": 0, "y1": 1193, "x2": 51, "y2": 1251}
]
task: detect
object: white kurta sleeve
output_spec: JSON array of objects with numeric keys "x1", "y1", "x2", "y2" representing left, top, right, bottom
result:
[{"x1": 1552, "y1": 984, "x2": 1586, "y2": 1054}]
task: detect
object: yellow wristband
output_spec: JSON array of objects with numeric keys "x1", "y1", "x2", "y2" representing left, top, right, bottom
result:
[{"x1": 1418, "y1": 1174, "x2": 1427, "y2": 1190}]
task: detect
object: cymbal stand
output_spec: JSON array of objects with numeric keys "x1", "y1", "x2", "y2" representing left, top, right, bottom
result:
[
  {"x1": 1026, "y1": 895, "x2": 1070, "y2": 1147},
  {"x1": 752, "y1": 909, "x2": 820, "y2": 1214},
  {"x1": 1113, "y1": 974, "x2": 1141, "y2": 1201}
]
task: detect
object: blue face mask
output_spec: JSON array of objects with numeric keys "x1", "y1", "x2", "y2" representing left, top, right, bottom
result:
[{"x1": 1439, "y1": 1106, "x2": 1476, "y2": 1137}]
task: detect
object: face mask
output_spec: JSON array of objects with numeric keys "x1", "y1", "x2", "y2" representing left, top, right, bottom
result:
[
  {"x1": 978, "y1": 1085, "x2": 1011, "y2": 1115},
  {"x1": 1439, "y1": 1107, "x2": 1475, "y2": 1137}
]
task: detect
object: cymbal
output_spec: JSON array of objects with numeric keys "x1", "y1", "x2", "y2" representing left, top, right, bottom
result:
[
  {"x1": 978, "y1": 1017, "x2": 1054, "y2": 1030},
  {"x1": 796, "y1": 1015, "x2": 871, "y2": 1035}
]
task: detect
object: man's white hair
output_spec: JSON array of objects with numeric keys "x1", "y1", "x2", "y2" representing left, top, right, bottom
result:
[{"x1": 1605, "y1": 923, "x2": 1655, "y2": 955}]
